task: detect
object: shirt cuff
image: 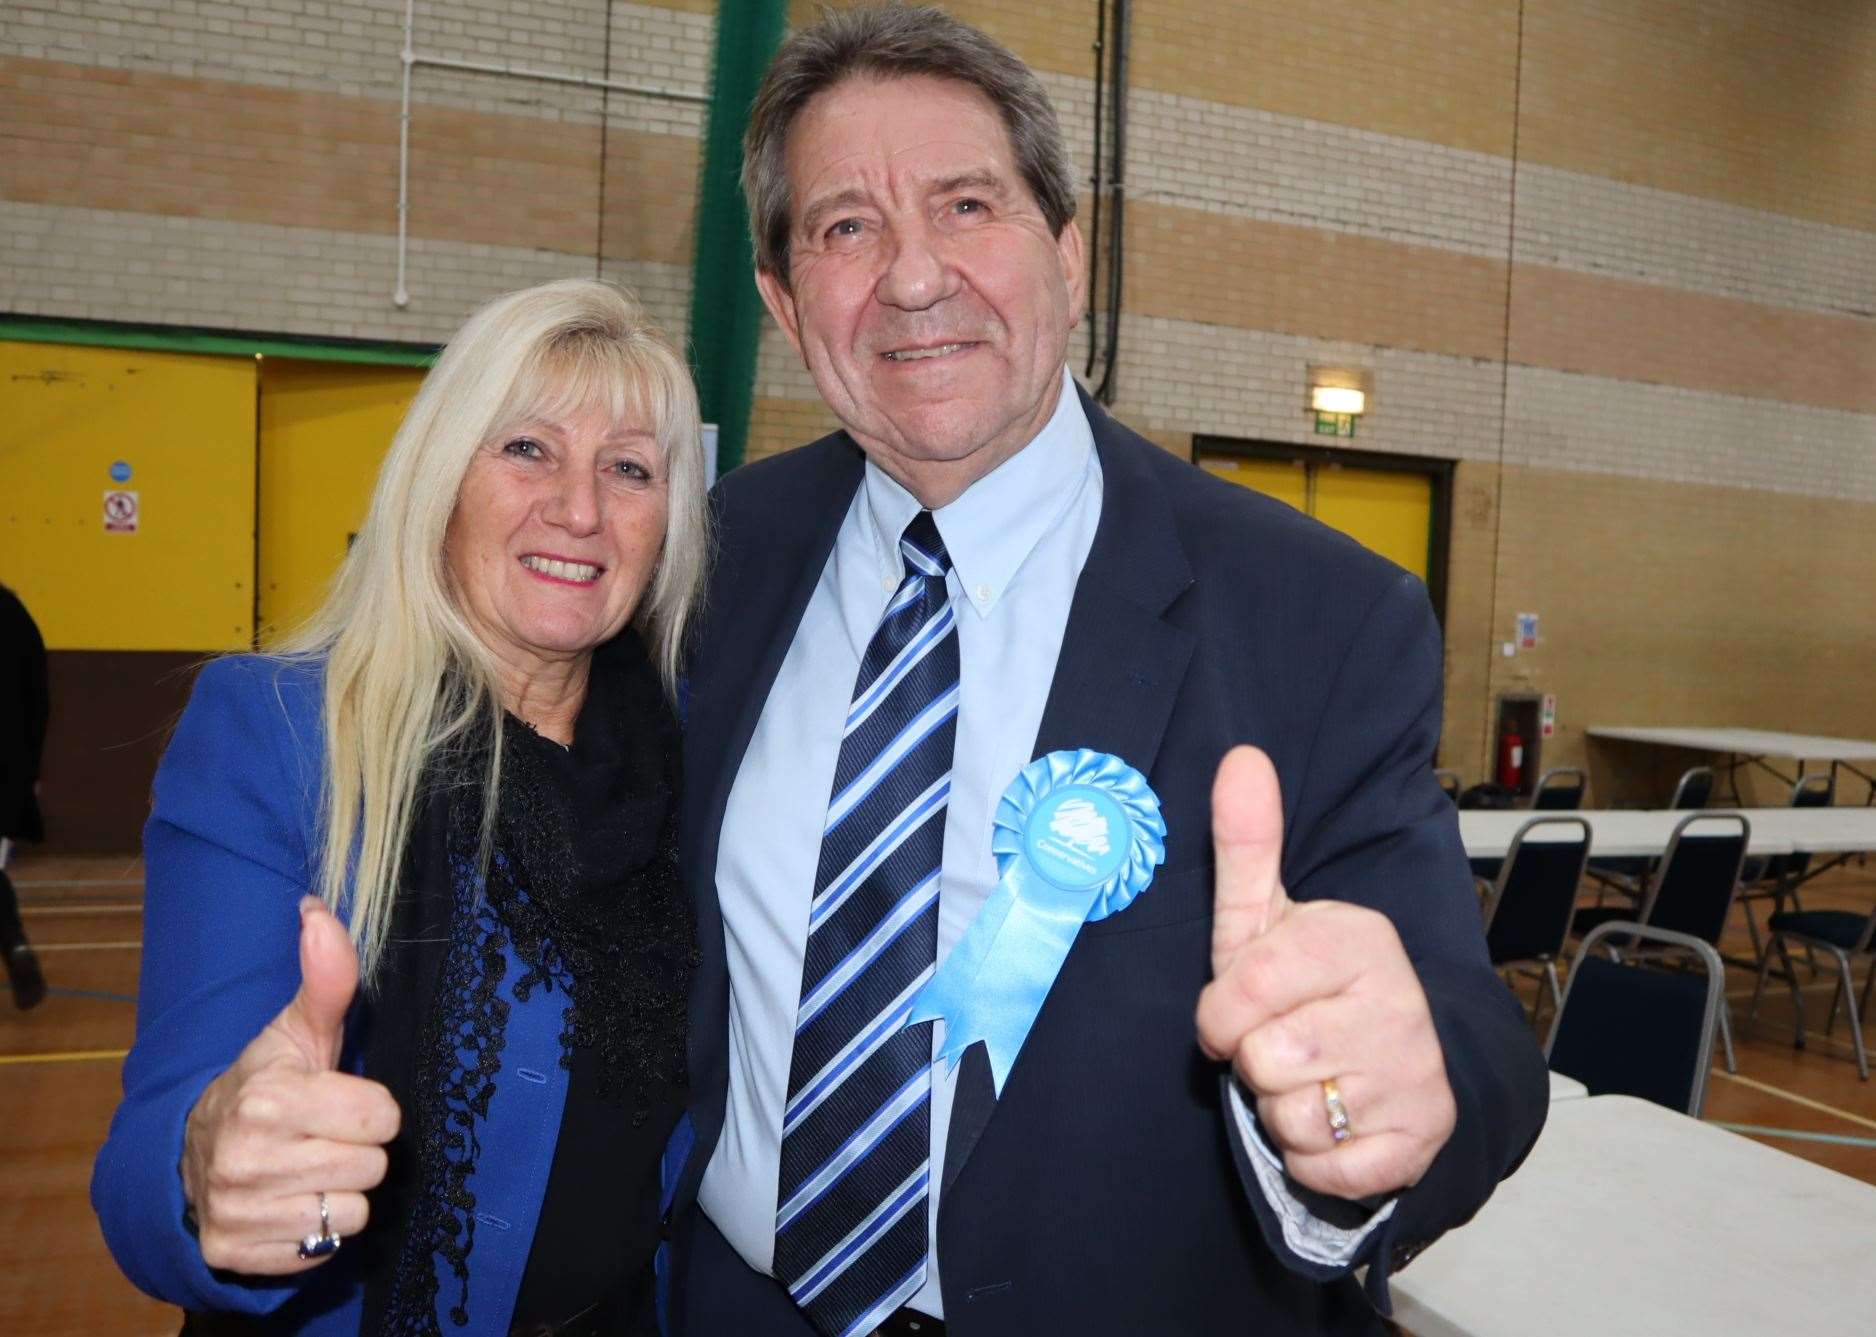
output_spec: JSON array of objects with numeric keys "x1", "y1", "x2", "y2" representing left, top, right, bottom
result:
[{"x1": 1228, "y1": 1079, "x2": 1397, "y2": 1267}]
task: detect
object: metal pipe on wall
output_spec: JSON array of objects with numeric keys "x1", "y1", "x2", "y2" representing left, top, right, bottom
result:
[
  {"x1": 393, "y1": 0, "x2": 710, "y2": 309},
  {"x1": 1094, "y1": 0, "x2": 1130, "y2": 405},
  {"x1": 1084, "y1": 0, "x2": 1106, "y2": 379}
]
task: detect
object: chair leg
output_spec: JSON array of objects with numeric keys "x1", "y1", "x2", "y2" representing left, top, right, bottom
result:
[
  {"x1": 1825, "y1": 972, "x2": 1846, "y2": 1039},
  {"x1": 1749, "y1": 936, "x2": 1780, "y2": 1027},
  {"x1": 1771, "y1": 936, "x2": 1806, "y2": 1050},
  {"x1": 1717, "y1": 1001, "x2": 1737, "y2": 1074},
  {"x1": 1829, "y1": 949, "x2": 1868, "y2": 1081},
  {"x1": 1739, "y1": 897, "x2": 1765, "y2": 961},
  {"x1": 1542, "y1": 961, "x2": 1563, "y2": 1032}
]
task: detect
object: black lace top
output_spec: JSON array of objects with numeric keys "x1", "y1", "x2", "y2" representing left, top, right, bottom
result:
[{"x1": 357, "y1": 632, "x2": 694, "y2": 1336}]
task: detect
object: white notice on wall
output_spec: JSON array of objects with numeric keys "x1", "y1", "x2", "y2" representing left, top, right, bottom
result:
[{"x1": 104, "y1": 489, "x2": 139, "y2": 533}]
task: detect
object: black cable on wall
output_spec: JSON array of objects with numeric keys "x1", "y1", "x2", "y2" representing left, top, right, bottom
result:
[{"x1": 1093, "y1": 0, "x2": 1129, "y2": 406}]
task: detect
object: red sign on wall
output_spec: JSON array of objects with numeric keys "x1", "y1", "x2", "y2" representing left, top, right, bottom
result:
[{"x1": 103, "y1": 489, "x2": 139, "y2": 533}]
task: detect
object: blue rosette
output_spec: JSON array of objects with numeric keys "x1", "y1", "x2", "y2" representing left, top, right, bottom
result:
[{"x1": 907, "y1": 748, "x2": 1166, "y2": 1094}]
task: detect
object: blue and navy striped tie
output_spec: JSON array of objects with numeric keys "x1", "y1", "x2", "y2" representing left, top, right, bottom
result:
[{"x1": 774, "y1": 511, "x2": 957, "y2": 1337}]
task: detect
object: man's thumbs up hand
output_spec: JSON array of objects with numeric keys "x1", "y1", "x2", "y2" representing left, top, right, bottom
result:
[
  {"x1": 1207, "y1": 746, "x2": 1292, "y2": 980},
  {"x1": 1196, "y1": 748, "x2": 1456, "y2": 1201},
  {"x1": 181, "y1": 898, "x2": 401, "y2": 1274}
]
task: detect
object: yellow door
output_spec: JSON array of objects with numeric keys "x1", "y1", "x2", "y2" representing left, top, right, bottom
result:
[
  {"x1": 1200, "y1": 450, "x2": 1433, "y2": 583},
  {"x1": 257, "y1": 358, "x2": 426, "y2": 644},
  {"x1": 0, "y1": 340, "x2": 257, "y2": 651},
  {"x1": 1311, "y1": 463, "x2": 1432, "y2": 582},
  {"x1": 1199, "y1": 454, "x2": 1308, "y2": 514}
]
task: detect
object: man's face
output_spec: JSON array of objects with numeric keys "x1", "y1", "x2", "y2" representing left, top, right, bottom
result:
[{"x1": 756, "y1": 74, "x2": 1086, "y2": 507}]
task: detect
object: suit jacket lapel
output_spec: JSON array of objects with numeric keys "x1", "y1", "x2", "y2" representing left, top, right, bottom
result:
[
  {"x1": 680, "y1": 436, "x2": 861, "y2": 1209},
  {"x1": 942, "y1": 390, "x2": 1198, "y2": 1199},
  {"x1": 692, "y1": 436, "x2": 864, "y2": 882}
]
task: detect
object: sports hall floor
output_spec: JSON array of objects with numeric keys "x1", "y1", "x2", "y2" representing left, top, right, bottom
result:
[{"x1": 2, "y1": 853, "x2": 1872, "y2": 1335}]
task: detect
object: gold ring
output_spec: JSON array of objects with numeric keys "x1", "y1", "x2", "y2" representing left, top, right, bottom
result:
[{"x1": 1322, "y1": 1078, "x2": 1352, "y2": 1144}]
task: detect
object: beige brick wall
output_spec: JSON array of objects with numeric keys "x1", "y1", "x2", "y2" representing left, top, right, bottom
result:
[
  {"x1": 3, "y1": 0, "x2": 1873, "y2": 787},
  {"x1": 1471, "y1": 464, "x2": 1876, "y2": 801},
  {"x1": 1518, "y1": 0, "x2": 1876, "y2": 231}
]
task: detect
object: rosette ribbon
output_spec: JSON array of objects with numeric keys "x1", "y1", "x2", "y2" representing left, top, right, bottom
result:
[{"x1": 906, "y1": 748, "x2": 1166, "y2": 1095}]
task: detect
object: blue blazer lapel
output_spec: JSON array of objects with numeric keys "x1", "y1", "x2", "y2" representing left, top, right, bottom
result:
[{"x1": 941, "y1": 390, "x2": 1199, "y2": 1200}]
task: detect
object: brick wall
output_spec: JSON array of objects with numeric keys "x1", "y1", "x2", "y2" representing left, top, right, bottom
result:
[{"x1": 3, "y1": 0, "x2": 1873, "y2": 787}]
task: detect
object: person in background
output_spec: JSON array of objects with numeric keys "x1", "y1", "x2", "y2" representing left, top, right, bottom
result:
[
  {"x1": 93, "y1": 279, "x2": 709, "y2": 1335},
  {"x1": 0, "y1": 582, "x2": 49, "y2": 1012}
]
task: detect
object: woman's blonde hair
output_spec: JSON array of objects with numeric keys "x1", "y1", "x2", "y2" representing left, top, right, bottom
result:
[{"x1": 279, "y1": 279, "x2": 709, "y2": 981}]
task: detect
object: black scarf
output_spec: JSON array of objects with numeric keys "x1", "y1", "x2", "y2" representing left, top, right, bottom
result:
[{"x1": 356, "y1": 632, "x2": 694, "y2": 1335}]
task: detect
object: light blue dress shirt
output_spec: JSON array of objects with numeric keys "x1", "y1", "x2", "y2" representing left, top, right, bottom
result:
[{"x1": 699, "y1": 371, "x2": 1386, "y2": 1321}]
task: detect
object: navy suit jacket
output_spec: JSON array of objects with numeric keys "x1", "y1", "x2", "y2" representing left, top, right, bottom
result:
[{"x1": 674, "y1": 392, "x2": 1548, "y2": 1336}]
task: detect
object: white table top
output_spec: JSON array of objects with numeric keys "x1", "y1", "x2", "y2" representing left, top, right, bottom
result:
[
  {"x1": 1546, "y1": 1070, "x2": 1587, "y2": 1102},
  {"x1": 1587, "y1": 726, "x2": 1876, "y2": 762},
  {"x1": 1747, "y1": 805, "x2": 1876, "y2": 853},
  {"x1": 1390, "y1": 1095, "x2": 1876, "y2": 1336},
  {"x1": 1459, "y1": 806, "x2": 1876, "y2": 860},
  {"x1": 1458, "y1": 809, "x2": 1791, "y2": 860}
]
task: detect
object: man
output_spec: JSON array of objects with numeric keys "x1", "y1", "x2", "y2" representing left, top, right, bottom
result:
[{"x1": 673, "y1": 8, "x2": 1548, "y2": 1335}]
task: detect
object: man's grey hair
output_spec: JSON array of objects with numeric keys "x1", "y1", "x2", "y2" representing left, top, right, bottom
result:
[{"x1": 742, "y1": 4, "x2": 1079, "y2": 284}]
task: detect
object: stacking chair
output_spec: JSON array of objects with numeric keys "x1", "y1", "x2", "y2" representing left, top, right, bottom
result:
[
  {"x1": 1481, "y1": 817, "x2": 1592, "y2": 1028},
  {"x1": 1434, "y1": 769, "x2": 1462, "y2": 804},
  {"x1": 1668, "y1": 765, "x2": 1717, "y2": 811},
  {"x1": 1529, "y1": 766, "x2": 1586, "y2": 811},
  {"x1": 1749, "y1": 903, "x2": 1876, "y2": 1081},
  {"x1": 1547, "y1": 921, "x2": 1726, "y2": 1116},
  {"x1": 1458, "y1": 781, "x2": 1517, "y2": 883},
  {"x1": 1589, "y1": 765, "x2": 1716, "y2": 904},
  {"x1": 1571, "y1": 812, "x2": 1750, "y2": 1071},
  {"x1": 1735, "y1": 772, "x2": 1833, "y2": 959}
]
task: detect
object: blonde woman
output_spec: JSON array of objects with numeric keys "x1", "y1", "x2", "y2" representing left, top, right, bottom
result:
[{"x1": 93, "y1": 279, "x2": 709, "y2": 1336}]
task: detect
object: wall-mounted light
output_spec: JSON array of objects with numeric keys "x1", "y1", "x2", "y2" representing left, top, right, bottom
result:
[
  {"x1": 1305, "y1": 366, "x2": 1372, "y2": 439},
  {"x1": 1309, "y1": 385, "x2": 1367, "y2": 415}
]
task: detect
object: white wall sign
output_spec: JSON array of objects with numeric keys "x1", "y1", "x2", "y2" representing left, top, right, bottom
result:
[{"x1": 103, "y1": 489, "x2": 139, "y2": 533}]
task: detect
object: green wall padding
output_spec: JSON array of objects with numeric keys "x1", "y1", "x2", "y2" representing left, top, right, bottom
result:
[{"x1": 687, "y1": 0, "x2": 789, "y2": 477}]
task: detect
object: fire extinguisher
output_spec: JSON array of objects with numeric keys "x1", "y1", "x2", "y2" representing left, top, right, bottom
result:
[{"x1": 1497, "y1": 718, "x2": 1525, "y2": 792}]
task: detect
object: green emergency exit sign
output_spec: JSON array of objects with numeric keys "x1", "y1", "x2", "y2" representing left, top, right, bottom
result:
[{"x1": 1313, "y1": 411, "x2": 1355, "y2": 438}]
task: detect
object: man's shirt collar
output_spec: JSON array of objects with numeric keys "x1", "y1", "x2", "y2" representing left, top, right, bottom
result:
[{"x1": 859, "y1": 368, "x2": 1095, "y2": 618}]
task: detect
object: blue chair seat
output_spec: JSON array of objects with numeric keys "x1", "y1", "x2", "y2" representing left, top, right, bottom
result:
[{"x1": 1767, "y1": 910, "x2": 1868, "y2": 950}]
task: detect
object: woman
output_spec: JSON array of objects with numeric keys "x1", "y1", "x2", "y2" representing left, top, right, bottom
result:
[{"x1": 92, "y1": 279, "x2": 709, "y2": 1334}]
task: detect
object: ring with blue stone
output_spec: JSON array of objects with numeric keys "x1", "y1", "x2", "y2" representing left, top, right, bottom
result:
[{"x1": 297, "y1": 1191, "x2": 342, "y2": 1260}]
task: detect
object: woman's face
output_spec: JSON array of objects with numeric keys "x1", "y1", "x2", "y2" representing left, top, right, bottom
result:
[{"x1": 445, "y1": 403, "x2": 668, "y2": 682}]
